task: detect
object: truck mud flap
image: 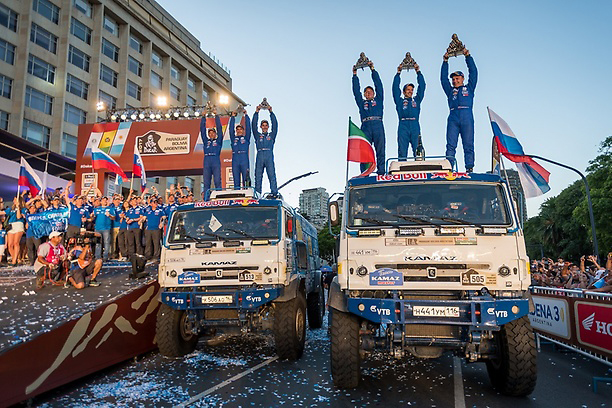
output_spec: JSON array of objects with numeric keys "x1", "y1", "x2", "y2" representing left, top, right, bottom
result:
[
  {"x1": 327, "y1": 277, "x2": 348, "y2": 313},
  {"x1": 346, "y1": 297, "x2": 530, "y2": 327}
]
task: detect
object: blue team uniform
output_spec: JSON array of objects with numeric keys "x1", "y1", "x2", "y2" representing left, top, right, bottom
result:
[
  {"x1": 441, "y1": 55, "x2": 477, "y2": 170},
  {"x1": 252, "y1": 111, "x2": 278, "y2": 195},
  {"x1": 393, "y1": 71, "x2": 425, "y2": 159},
  {"x1": 143, "y1": 206, "x2": 165, "y2": 230},
  {"x1": 229, "y1": 114, "x2": 251, "y2": 189},
  {"x1": 353, "y1": 70, "x2": 386, "y2": 174},
  {"x1": 93, "y1": 206, "x2": 115, "y2": 231},
  {"x1": 164, "y1": 203, "x2": 178, "y2": 218},
  {"x1": 201, "y1": 115, "x2": 224, "y2": 194},
  {"x1": 67, "y1": 204, "x2": 90, "y2": 228}
]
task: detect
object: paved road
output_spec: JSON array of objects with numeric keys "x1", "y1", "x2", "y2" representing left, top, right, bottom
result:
[{"x1": 33, "y1": 313, "x2": 611, "y2": 407}]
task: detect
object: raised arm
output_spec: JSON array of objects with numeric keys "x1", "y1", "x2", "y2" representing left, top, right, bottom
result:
[
  {"x1": 392, "y1": 72, "x2": 402, "y2": 107},
  {"x1": 214, "y1": 115, "x2": 224, "y2": 154},
  {"x1": 465, "y1": 53, "x2": 477, "y2": 92},
  {"x1": 199, "y1": 116, "x2": 207, "y2": 143},
  {"x1": 372, "y1": 69, "x2": 383, "y2": 102},
  {"x1": 270, "y1": 110, "x2": 278, "y2": 141},
  {"x1": 229, "y1": 115, "x2": 236, "y2": 142},
  {"x1": 244, "y1": 113, "x2": 251, "y2": 142},
  {"x1": 252, "y1": 111, "x2": 261, "y2": 138},
  {"x1": 440, "y1": 58, "x2": 452, "y2": 96},
  {"x1": 352, "y1": 74, "x2": 362, "y2": 106},
  {"x1": 415, "y1": 69, "x2": 426, "y2": 103},
  {"x1": 63, "y1": 180, "x2": 73, "y2": 205}
]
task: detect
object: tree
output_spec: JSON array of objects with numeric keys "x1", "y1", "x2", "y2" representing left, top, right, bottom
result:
[{"x1": 318, "y1": 221, "x2": 340, "y2": 264}]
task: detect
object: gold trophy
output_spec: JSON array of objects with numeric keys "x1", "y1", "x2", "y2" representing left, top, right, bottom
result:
[
  {"x1": 353, "y1": 52, "x2": 370, "y2": 70},
  {"x1": 204, "y1": 101, "x2": 216, "y2": 117},
  {"x1": 446, "y1": 33, "x2": 466, "y2": 57},
  {"x1": 399, "y1": 52, "x2": 417, "y2": 71}
]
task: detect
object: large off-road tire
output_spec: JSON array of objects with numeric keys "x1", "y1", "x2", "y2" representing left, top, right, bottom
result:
[
  {"x1": 486, "y1": 315, "x2": 537, "y2": 396},
  {"x1": 307, "y1": 285, "x2": 325, "y2": 329},
  {"x1": 273, "y1": 292, "x2": 307, "y2": 360},
  {"x1": 330, "y1": 310, "x2": 361, "y2": 388},
  {"x1": 156, "y1": 303, "x2": 198, "y2": 357}
]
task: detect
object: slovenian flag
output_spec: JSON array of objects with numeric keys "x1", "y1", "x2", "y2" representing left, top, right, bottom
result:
[
  {"x1": 18, "y1": 157, "x2": 43, "y2": 196},
  {"x1": 91, "y1": 147, "x2": 128, "y2": 179},
  {"x1": 347, "y1": 118, "x2": 376, "y2": 177},
  {"x1": 133, "y1": 144, "x2": 146, "y2": 192},
  {"x1": 488, "y1": 108, "x2": 551, "y2": 198}
]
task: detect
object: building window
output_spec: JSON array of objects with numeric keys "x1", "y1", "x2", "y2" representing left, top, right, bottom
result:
[
  {"x1": 99, "y1": 90, "x2": 116, "y2": 110},
  {"x1": 128, "y1": 56, "x2": 142, "y2": 76},
  {"x1": 22, "y1": 119, "x2": 51, "y2": 148},
  {"x1": 0, "y1": 40, "x2": 16, "y2": 65},
  {"x1": 31, "y1": 23, "x2": 58, "y2": 53},
  {"x1": 151, "y1": 51, "x2": 163, "y2": 68},
  {"x1": 64, "y1": 103, "x2": 87, "y2": 125},
  {"x1": 0, "y1": 111, "x2": 8, "y2": 131},
  {"x1": 127, "y1": 80, "x2": 141, "y2": 100},
  {"x1": 170, "y1": 84, "x2": 180, "y2": 101},
  {"x1": 166, "y1": 176, "x2": 177, "y2": 188},
  {"x1": 103, "y1": 15, "x2": 118, "y2": 36},
  {"x1": 25, "y1": 86, "x2": 53, "y2": 115},
  {"x1": 100, "y1": 64, "x2": 118, "y2": 87},
  {"x1": 68, "y1": 45, "x2": 90, "y2": 72},
  {"x1": 187, "y1": 95, "x2": 196, "y2": 106},
  {"x1": 61, "y1": 133, "x2": 77, "y2": 158},
  {"x1": 73, "y1": 0, "x2": 92, "y2": 17},
  {"x1": 0, "y1": 74, "x2": 12, "y2": 99},
  {"x1": 170, "y1": 64, "x2": 181, "y2": 81},
  {"x1": 101, "y1": 38, "x2": 119, "y2": 62},
  {"x1": 70, "y1": 18, "x2": 91, "y2": 45},
  {"x1": 184, "y1": 177, "x2": 194, "y2": 190},
  {"x1": 129, "y1": 34, "x2": 142, "y2": 53},
  {"x1": 66, "y1": 74, "x2": 88, "y2": 99},
  {"x1": 0, "y1": 4, "x2": 18, "y2": 32},
  {"x1": 150, "y1": 71, "x2": 162, "y2": 89},
  {"x1": 187, "y1": 77, "x2": 196, "y2": 92},
  {"x1": 33, "y1": 0, "x2": 59, "y2": 24},
  {"x1": 27, "y1": 54, "x2": 56, "y2": 83},
  {"x1": 202, "y1": 89, "x2": 208, "y2": 102}
]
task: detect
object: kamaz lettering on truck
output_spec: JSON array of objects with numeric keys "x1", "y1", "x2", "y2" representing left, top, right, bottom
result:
[
  {"x1": 156, "y1": 189, "x2": 325, "y2": 360},
  {"x1": 328, "y1": 159, "x2": 537, "y2": 396}
]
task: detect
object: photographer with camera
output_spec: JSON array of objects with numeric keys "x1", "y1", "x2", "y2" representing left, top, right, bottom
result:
[
  {"x1": 65, "y1": 236, "x2": 102, "y2": 289},
  {"x1": 34, "y1": 231, "x2": 67, "y2": 290}
]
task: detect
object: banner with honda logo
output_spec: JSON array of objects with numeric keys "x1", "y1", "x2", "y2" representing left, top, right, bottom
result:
[{"x1": 575, "y1": 302, "x2": 612, "y2": 354}]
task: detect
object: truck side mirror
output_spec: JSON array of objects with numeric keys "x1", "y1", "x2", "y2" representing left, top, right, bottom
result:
[{"x1": 329, "y1": 201, "x2": 339, "y2": 227}]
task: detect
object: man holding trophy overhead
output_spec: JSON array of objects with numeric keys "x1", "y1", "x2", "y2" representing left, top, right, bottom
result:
[
  {"x1": 352, "y1": 53, "x2": 386, "y2": 175},
  {"x1": 393, "y1": 52, "x2": 425, "y2": 160},
  {"x1": 252, "y1": 99, "x2": 278, "y2": 196},
  {"x1": 441, "y1": 34, "x2": 478, "y2": 172}
]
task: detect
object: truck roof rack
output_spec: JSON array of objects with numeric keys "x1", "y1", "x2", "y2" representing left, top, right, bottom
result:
[
  {"x1": 208, "y1": 188, "x2": 256, "y2": 200},
  {"x1": 388, "y1": 159, "x2": 453, "y2": 174}
]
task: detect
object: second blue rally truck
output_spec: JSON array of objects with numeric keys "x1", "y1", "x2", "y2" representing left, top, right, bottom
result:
[
  {"x1": 156, "y1": 188, "x2": 325, "y2": 360},
  {"x1": 328, "y1": 158, "x2": 537, "y2": 396}
]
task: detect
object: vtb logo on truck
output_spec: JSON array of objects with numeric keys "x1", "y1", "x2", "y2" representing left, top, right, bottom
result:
[{"x1": 369, "y1": 268, "x2": 403, "y2": 286}]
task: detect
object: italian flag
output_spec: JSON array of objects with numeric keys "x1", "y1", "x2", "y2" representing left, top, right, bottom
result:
[{"x1": 347, "y1": 118, "x2": 376, "y2": 177}]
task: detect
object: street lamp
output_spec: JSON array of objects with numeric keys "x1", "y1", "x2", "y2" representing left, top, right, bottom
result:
[{"x1": 219, "y1": 94, "x2": 229, "y2": 105}]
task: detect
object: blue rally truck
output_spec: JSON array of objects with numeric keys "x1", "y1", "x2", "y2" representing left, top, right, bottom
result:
[
  {"x1": 328, "y1": 159, "x2": 537, "y2": 396},
  {"x1": 156, "y1": 189, "x2": 325, "y2": 360}
]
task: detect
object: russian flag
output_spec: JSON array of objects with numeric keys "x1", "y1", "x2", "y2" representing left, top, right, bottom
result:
[
  {"x1": 91, "y1": 147, "x2": 128, "y2": 179},
  {"x1": 488, "y1": 108, "x2": 551, "y2": 198},
  {"x1": 133, "y1": 145, "x2": 146, "y2": 192},
  {"x1": 18, "y1": 157, "x2": 43, "y2": 196}
]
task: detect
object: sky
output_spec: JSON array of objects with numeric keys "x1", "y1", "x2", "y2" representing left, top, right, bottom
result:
[{"x1": 158, "y1": 0, "x2": 612, "y2": 217}]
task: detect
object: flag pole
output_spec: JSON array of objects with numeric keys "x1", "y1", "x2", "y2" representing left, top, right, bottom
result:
[
  {"x1": 525, "y1": 154, "x2": 599, "y2": 258},
  {"x1": 345, "y1": 118, "x2": 351, "y2": 183}
]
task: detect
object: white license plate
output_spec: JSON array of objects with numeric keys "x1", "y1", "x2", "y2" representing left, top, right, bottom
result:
[
  {"x1": 199, "y1": 295, "x2": 233, "y2": 304},
  {"x1": 413, "y1": 306, "x2": 460, "y2": 318}
]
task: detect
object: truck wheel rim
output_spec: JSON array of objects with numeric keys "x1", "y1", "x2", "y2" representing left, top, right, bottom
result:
[{"x1": 296, "y1": 308, "x2": 305, "y2": 342}]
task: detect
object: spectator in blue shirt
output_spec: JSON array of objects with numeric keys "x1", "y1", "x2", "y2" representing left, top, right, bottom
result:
[
  {"x1": 63, "y1": 181, "x2": 92, "y2": 239},
  {"x1": 142, "y1": 197, "x2": 166, "y2": 260},
  {"x1": 24, "y1": 202, "x2": 41, "y2": 266},
  {"x1": 125, "y1": 196, "x2": 144, "y2": 256},
  {"x1": 110, "y1": 195, "x2": 123, "y2": 259},
  {"x1": 93, "y1": 196, "x2": 116, "y2": 261}
]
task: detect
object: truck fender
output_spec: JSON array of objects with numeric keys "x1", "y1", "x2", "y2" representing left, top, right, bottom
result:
[
  {"x1": 274, "y1": 277, "x2": 304, "y2": 303},
  {"x1": 328, "y1": 276, "x2": 348, "y2": 313}
]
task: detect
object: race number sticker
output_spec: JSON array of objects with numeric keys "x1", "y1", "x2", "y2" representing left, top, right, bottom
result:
[
  {"x1": 461, "y1": 269, "x2": 485, "y2": 286},
  {"x1": 209, "y1": 213, "x2": 222, "y2": 232}
]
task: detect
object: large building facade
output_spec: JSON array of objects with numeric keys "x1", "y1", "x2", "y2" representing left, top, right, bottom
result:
[
  {"x1": 0, "y1": 0, "x2": 244, "y2": 196},
  {"x1": 299, "y1": 187, "x2": 329, "y2": 230}
]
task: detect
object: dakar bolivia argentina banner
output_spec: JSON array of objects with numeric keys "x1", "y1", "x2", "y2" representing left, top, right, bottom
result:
[{"x1": 76, "y1": 117, "x2": 253, "y2": 192}]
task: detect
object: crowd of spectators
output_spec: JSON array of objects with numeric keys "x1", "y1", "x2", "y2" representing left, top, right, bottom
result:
[
  {"x1": 0, "y1": 181, "x2": 194, "y2": 289},
  {"x1": 531, "y1": 253, "x2": 612, "y2": 293}
]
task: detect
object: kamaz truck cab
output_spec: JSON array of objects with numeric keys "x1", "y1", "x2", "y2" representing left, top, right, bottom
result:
[
  {"x1": 328, "y1": 159, "x2": 537, "y2": 396},
  {"x1": 156, "y1": 188, "x2": 325, "y2": 360}
]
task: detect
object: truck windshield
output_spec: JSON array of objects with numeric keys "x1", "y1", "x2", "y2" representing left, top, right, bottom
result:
[
  {"x1": 348, "y1": 183, "x2": 511, "y2": 227},
  {"x1": 169, "y1": 207, "x2": 279, "y2": 242}
]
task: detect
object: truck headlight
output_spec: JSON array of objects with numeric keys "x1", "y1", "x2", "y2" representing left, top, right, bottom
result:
[
  {"x1": 356, "y1": 266, "x2": 368, "y2": 276},
  {"x1": 169, "y1": 270, "x2": 177, "y2": 278},
  {"x1": 498, "y1": 266, "x2": 511, "y2": 277},
  {"x1": 264, "y1": 267, "x2": 272, "y2": 274}
]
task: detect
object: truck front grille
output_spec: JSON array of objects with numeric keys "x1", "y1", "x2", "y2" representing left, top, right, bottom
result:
[{"x1": 405, "y1": 324, "x2": 459, "y2": 339}]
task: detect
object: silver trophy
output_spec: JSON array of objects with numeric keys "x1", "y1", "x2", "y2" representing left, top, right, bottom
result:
[
  {"x1": 446, "y1": 33, "x2": 466, "y2": 58},
  {"x1": 259, "y1": 98, "x2": 270, "y2": 110},
  {"x1": 353, "y1": 52, "x2": 370, "y2": 70},
  {"x1": 204, "y1": 101, "x2": 216, "y2": 117},
  {"x1": 399, "y1": 52, "x2": 417, "y2": 71}
]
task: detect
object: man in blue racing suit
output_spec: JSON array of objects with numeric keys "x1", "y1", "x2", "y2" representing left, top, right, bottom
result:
[
  {"x1": 252, "y1": 104, "x2": 278, "y2": 195},
  {"x1": 393, "y1": 63, "x2": 425, "y2": 159},
  {"x1": 201, "y1": 110, "x2": 224, "y2": 194},
  {"x1": 441, "y1": 48, "x2": 477, "y2": 172},
  {"x1": 229, "y1": 109, "x2": 251, "y2": 189},
  {"x1": 353, "y1": 60, "x2": 385, "y2": 174}
]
